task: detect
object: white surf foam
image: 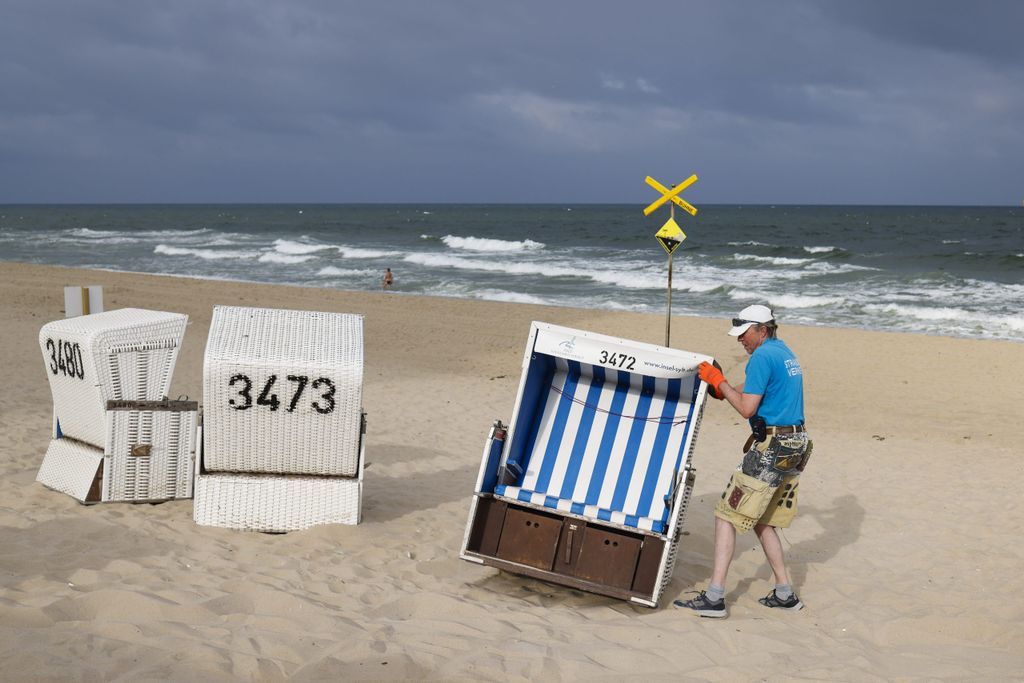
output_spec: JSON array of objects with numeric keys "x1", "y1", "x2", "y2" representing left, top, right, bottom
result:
[
  {"x1": 441, "y1": 235, "x2": 545, "y2": 252},
  {"x1": 767, "y1": 294, "x2": 846, "y2": 308},
  {"x1": 803, "y1": 261, "x2": 879, "y2": 274},
  {"x1": 336, "y1": 246, "x2": 402, "y2": 259},
  {"x1": 403, "y1": 253, "x2": 662, "y2": 289},
  {"x1": 273, "y1": 239, "x2": 334, "y2": 255},
  {"x1": 317, "y1": 266, "x2": 379, "y2": 277},
  {"x1": 258, "y1": 252, "x2": 315, "y2": 264},
  {"x1": 75, "y1": 228, "x2": 211, "y2": 239},
  {"x1": 154, "y1": 245, "x2": 258, "y2": 260},
  {"x1": 472, "y1": 289, "x2": 550, "y2": 305},
  {"x1": 732, "y1": 254, "x2": 814, "y2": 267},
  {"x1": 70, "y1": 228, "x2": 119, "y2": 237},
  {"x1": 862, "y1": 303, "x2": 1024, "y2": 335},
  {"x1": 803, "y1": 245, "x2": 838, "y2": 254}
]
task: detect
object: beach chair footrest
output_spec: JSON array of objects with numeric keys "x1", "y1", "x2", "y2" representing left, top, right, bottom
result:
[{"x1": 193, "y1": 471, "x2": 362, "y2": 532}]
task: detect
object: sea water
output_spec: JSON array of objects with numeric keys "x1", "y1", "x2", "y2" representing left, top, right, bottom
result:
[{"x1": 1, "y1": 204, "x2": 1021, "y2": 342}]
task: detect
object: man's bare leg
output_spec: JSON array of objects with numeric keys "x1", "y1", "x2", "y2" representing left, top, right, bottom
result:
[
  {"x1": 710, "y1": 516, "x2": 737, "y2": 587},
  {"x1": 754, "y1": 523, "x2": 790, "y2": 586}
]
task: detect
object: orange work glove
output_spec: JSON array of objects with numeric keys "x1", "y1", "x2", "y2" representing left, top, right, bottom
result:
[{"x1": 698, "y1": 361, "x2": 726, "y2": 400}]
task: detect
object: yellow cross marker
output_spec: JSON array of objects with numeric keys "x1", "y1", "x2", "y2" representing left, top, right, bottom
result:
[
  {"x1": 643, "y1": 175, "x2": 698, "y2": 217},
  {"x1": 655, "y1": 216, "x2": 686, "y2": 254}
]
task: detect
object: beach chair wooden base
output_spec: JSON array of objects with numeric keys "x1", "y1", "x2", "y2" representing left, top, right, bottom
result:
[
  {"x1": 460, "y1": 322, "x2": 708, "y2": 606},
  {"x1": 462, "y1": 468, "x2": 698, "y2": 606}
]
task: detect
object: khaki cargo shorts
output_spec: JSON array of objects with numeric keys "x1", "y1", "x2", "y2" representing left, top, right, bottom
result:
[
  {"x1": 713, "y1": 435, "x2": 809, "y2": 533},
  {"x1": 714, "y1": 471, "x2": 800, "y2": 532}
]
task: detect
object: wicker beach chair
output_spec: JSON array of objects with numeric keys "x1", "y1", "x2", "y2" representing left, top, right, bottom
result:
[
  {"x1": 35, "y1": 309, "x2": 195, "y2": 504},
  {"x1": 460, "y1": 322, "x2": 711, "y2": 606},
  {"x1": 193, "y1": 306, "x2": 365, "y2": 531},
  {"x1": 39, "y1": 308, "x2": 187, "y2": 448}
]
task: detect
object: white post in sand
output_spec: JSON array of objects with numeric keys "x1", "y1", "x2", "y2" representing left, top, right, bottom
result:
[{"x1": 64, "y1": 286, "x2": 104, "y2": 317}]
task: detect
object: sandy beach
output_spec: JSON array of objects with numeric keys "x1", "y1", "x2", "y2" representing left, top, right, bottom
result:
[{"x1": 1, "y1": 260, "x2": 1022, "y2": 682}]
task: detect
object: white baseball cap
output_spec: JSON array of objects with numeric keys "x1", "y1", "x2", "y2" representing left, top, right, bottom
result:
[{"x1": 728, "y1": 304, "x2": 775, "y2": 336}]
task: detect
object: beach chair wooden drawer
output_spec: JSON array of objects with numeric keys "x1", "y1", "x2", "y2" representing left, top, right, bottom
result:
[
  {"x1": 551, "y1": 519, "x2": 665, "y2": 592},
  {"x1": 495, "y1": 507, "x2": 563, "y2": 570},
  {"x1": 572, "y1": 526, "x2": 643, "y2": 590}
]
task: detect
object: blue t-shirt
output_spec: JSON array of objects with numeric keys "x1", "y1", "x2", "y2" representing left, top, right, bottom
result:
[{"x1": 744, "y1": 338, "x2": 804, "y2": 426}]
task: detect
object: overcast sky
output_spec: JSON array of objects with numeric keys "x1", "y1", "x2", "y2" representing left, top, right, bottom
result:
[{"x1": 1, "y1": 1, "x2": 1022, "y2": 205}]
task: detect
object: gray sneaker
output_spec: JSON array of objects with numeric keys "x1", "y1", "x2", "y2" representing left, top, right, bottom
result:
[
  {"x1": 673, "y1": 591, "x2": 727, "y2": 618},
  {"x1": 758, "y1": 589, "x2": 804, "y2": 611}
]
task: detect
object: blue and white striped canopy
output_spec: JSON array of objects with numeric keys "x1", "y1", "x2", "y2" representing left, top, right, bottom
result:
[{"x1": 496, "y1": 357, "x2": 699, "y2": 533}]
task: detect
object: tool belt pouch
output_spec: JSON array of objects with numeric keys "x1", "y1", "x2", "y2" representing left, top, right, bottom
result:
[
  {"x1": 769, "y1": 435, "x2": 810, "y2": 475},
  {"x1": 795, "y1": 439, "x2": 812, "y2": 473},
  {"x1": 744, "y1": 436, "x2": 809, "y2": 482}
]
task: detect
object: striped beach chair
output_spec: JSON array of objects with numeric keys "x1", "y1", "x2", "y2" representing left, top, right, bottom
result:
[{"x1": 461, "y1": 322, "x2": 711, "y2": 606}]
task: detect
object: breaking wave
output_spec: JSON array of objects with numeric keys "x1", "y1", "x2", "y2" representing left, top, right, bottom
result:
[
  {"x1": 154, "y1": 245, "x2": 258, "y2": 260},
  {"x1": 440, "y1": 235, "x2": 545, "y2": 252}
]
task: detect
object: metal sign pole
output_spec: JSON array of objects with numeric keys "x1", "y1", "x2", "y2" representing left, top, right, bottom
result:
[{"x1": 666, "y1": 204, "x2": 674, "y2": 347}]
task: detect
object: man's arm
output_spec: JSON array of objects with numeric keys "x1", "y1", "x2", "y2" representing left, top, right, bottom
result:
[
  {"x1": 716, "y1": 380, "x2": 762, "y2": 419},
  {"x1": 698, "y1": 361, "x2": 762, "y2": 419}
]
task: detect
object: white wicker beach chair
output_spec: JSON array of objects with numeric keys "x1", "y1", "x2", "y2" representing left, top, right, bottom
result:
[
  {"x1": 460, "y1": 322, "x2": 710, "y2": 607},
  {"x1": 194, "y1": 306, "x2": 365, "y2": 531},
  {"x1": 35, "y1": 309, "x2": 196, "y2": 504},
  {"x1": 38, "y1": 308, "x2": 187, "y2": 448}
]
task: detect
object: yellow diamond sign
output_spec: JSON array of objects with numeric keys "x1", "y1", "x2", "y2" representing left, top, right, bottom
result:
[{"x1": 655, "y1": 216, "x2": 686, "y2": 254}]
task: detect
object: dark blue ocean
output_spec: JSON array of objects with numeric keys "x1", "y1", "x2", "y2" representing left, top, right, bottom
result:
[{"x1": 1, "y1": 204, "x2": 1022, "y2": 341}]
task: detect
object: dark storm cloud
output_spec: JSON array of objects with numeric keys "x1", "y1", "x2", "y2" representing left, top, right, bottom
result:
[{"x1": 0, "y1": 0, "x2": 1021, "y2": 203}]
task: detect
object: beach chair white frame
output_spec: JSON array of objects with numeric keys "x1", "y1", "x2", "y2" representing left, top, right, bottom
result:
[
  {"x1": 460, "y1": 322, "x2": 710, "y2": 607},
  {"x1": 193, "y1": 306, "x2": 365, "y2": 531}
]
